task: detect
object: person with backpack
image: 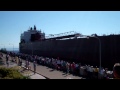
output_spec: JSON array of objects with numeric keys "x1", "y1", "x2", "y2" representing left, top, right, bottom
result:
[
  {"x1": 33, "y1": 61, "x2": 37, "y2": 74},
  {"x1": 6, "y1": 54, "x2": 9, "y2": 67},
  {"x1": 18, "y1": 56, "x2": 22, "y2": 66},
  {"x1": 66, "y1": 62, "x2": 70, "y2": 75}
]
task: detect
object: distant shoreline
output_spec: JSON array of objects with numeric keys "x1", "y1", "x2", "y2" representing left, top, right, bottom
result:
[{"x1": 6, "y1": 48, "x2": 19, "y2": 53}]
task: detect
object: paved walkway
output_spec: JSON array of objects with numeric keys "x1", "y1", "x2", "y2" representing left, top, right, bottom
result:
[
  {"x1": 0, "y1": 54, "x2": 46, "y2": 79},
  {"x1": 22, "y1": 61, "x2": 82, "y2": 79},
  {"x1": 21, "y1": 60, "x2": 83, "y2": 79},
  {"x1": 1, "y1": 53, "x2": 83, "y2": 79},
  {"x1": 29, "y1": 73, "x2": 46, "y2": 79}
]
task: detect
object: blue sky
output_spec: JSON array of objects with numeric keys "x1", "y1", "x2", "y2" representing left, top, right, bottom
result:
[{"x1": 0, "y1": 11, "x2": 120, "y2": 49}]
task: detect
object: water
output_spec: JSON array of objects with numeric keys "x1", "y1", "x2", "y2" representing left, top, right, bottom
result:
[{"x1": 6, "y1": 48, "x2": 19, "y2": 53}]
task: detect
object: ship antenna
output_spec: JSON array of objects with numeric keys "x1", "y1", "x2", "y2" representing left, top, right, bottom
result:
[{"x1": 34, "y1": 25, "x2": 36, "y2": 30}]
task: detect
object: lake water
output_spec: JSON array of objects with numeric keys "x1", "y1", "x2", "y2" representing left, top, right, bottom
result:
[{"x1": 6, "y1": 48, "x2": 19, "y2": 53}]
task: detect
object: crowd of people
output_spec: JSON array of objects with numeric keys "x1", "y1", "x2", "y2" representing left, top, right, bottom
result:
[
  {"x1": 1, "y1": 51, "x2": 120, "y2": 79},
  {"x1": 0, "y1": 52, "x2": 3, "y2": 59}
]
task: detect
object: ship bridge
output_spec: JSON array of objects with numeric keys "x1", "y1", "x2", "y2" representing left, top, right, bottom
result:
[{"x1": 45, "y1": 31, "x2": 81, "y2": 40}]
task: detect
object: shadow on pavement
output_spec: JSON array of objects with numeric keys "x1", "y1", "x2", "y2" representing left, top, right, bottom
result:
[
  {"x1": 20, "y1": 68, "x2": 28, "y2": 73},
  {"x1": 46, "y1": 67, "x2": 50, "y2": 69},
  {"x1": 29, "y1": 73, "x2": 35, "y2": 77},
  {"x1": 62, "y1": 73, "x2": 66, "y2": 75},
  {"x1": 49, "y1": 69, "x2": 55, "y2": 72}
]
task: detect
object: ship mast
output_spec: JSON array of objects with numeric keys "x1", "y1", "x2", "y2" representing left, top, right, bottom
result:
[{"x1": 34, "y1": 25, "x2": 36, "y2": 31}]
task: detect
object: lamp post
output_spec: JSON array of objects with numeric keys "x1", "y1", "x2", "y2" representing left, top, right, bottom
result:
[
  {"x1": 9, "y1": 43, "x2": 14, "y2": 53},
  {"x1": 83, "y1": 35, "x2": 101, "y2": 79}
]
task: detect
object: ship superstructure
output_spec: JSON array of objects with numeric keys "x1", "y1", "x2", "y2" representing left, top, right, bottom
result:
[{"x1": 20, "y1": 25, "x2": 45, "y2": 43}]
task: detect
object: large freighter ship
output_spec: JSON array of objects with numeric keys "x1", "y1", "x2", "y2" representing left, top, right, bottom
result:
[{"x1": 19, "y1": 25, "x2": 120, "y2": 69}]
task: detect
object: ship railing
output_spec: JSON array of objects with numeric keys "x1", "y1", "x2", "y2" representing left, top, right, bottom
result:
[{"x1": 45, "y1": 31, "x2": 81, "y2": 39}]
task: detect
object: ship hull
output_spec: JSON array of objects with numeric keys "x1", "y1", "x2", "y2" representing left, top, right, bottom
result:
[{"x1": 19, "y1": 35, "x2": 120, "y2": 70}]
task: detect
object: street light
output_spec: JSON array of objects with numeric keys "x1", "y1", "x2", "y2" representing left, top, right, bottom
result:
[
  {"x1": 9, "y1": 43, "x2": 14, "y2": 53},
  {"x1": 82, "y1": 34, "x2": 101, "y2": 79}
]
